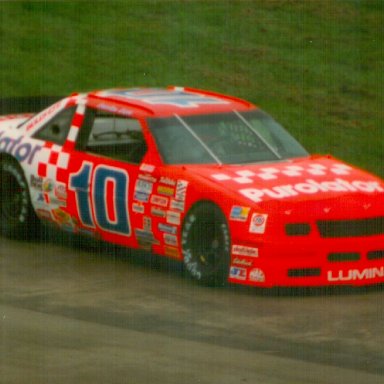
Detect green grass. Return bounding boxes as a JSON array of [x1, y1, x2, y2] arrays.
[[0, 0, 383, 176]]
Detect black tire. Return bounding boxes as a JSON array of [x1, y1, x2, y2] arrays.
[[0, 160, 38, 238], [181, 202, 230, 286]]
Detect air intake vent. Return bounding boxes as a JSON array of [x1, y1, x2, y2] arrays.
[[317, 217, 384, 238], [367, 250, 384, 260], [328, 253, 360, 262], [288, 268, 321, 278], [285, 223, 311, 236]]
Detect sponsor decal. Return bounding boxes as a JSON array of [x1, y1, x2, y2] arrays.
[[30, 175, 43, 190], [232, 257, 253, 267], [132, 202, 145, 214], [160, 177, 176, 186], [241, 178, 384, 203], [48, 196, 66, 207], [164, 246, 180, 259], [139, 163, 155, 173], [36, 191, 67, 208], [36, 208, 53, 221], [158, 223, 177, 235], [52, 208, 72, 224], [249, 268, 266, 283], [230, 206, 250, 222], [151, 195, 168, 207], [249, 213, 268, 234], [327, 267, 384, 282], [55, 183, 67, 200], [232, 245, 259, 258], [143, 216, 152, 231], [135, 228, 159, 245], [167, 210, 181, 225], [138, 173, 157, 183], [229, 266, 247, 280], [164, 233, 178, 246], [157, 185, 175, 197], [134, 191, 150, 203], [42, 179, 54, 193], [0, 132, 42, 164], [170, 199, 185, 212], [175, 180, 188, 201], [135, 179, 153, 194], [151, 207, 166, 218]]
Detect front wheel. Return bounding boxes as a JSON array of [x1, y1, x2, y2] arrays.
[[181, 202, 230, 286], [0, 160, 37, 238]]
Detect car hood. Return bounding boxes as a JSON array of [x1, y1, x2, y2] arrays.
[[188, 156, 384, 217]]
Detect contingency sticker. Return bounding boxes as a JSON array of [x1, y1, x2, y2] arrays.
[[249, 213, 268, 234], [229, 206, 250, 222]]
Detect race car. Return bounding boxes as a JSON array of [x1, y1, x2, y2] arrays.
[[1, 86, 384, 288]]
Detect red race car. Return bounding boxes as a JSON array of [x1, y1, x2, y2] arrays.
[[1, 87, 384, 287]]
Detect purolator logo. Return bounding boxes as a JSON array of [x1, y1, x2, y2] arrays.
[[240, 178, 384, 203], [328, 267, 384, 282]]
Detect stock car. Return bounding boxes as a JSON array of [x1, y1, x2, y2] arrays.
[[1, 86, 384, 287]]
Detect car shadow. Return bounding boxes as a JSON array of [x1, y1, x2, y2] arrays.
[[26, 225, 384, 298]]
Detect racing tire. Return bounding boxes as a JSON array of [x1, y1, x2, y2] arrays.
[[0, 160, 38, 238], [181, 202, 231, 286]]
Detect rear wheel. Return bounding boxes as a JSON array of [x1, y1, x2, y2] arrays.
[[181, 202, 230, 286], [0, 160, 37, 238]]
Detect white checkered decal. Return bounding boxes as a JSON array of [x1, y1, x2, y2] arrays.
[[211, 163, 353, 184]]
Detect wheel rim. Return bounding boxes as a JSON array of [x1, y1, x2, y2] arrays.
[[188, 216, 225, 274], [0, 171, 25, 222]]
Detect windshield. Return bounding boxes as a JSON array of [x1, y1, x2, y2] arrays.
[[147, 110, 308, 165]]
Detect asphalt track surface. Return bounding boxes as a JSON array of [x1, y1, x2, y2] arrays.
[[1, 229, 384, 384]]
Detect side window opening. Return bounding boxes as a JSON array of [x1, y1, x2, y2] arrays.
[[83, 109, 147, 164], [33, 106, 76, 145]]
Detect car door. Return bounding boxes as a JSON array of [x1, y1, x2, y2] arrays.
[[62, 104, 152, 248]]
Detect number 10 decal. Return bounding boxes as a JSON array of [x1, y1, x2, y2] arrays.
[[70, 161, 131, 236]]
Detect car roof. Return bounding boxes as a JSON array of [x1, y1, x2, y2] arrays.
[[88, 86, 255, 117]]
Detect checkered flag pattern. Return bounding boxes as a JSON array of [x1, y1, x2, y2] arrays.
[[37, 103, 85, 183], [211, 163, 352, 184]]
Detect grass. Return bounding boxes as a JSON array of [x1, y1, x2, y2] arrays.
[[0, 0, 382, 176]]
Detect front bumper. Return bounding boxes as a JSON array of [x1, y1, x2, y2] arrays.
[[228, 235, 384, 288]]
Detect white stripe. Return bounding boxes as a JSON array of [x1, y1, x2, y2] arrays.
[[67, 126, 79, 142]]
